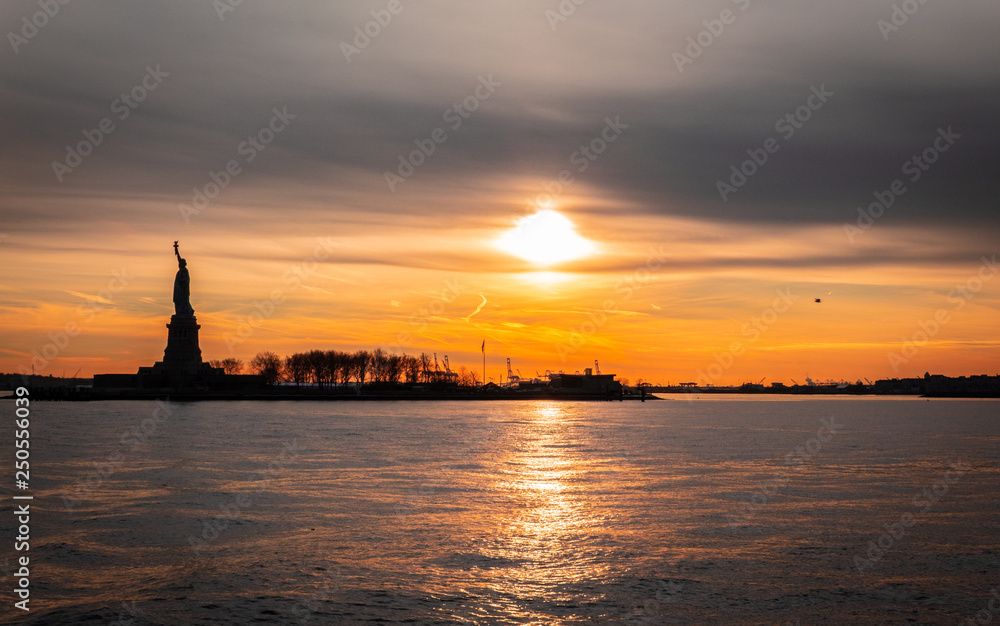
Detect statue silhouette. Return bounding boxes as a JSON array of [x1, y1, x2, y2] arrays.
[[173, 241, 194, 316]]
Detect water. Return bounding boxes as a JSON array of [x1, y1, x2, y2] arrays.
[[4, 397, 999, 624]]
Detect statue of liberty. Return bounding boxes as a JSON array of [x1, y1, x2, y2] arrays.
[[173, 241, 195, 316]]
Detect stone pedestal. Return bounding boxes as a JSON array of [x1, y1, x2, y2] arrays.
[[160, 314, 203, 372], [142, 314, 217, 378]]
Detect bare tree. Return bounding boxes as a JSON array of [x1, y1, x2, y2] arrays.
[[330, 350, 352, 387], [325, 350, 345, 387], [370, 348, 388, 383], [384, 353, 403, 384], [210, 358, 244, 375], [337, 351, 351, 386], [404, 355, 421, 383], [351, 350, 370, 386], [306, 350, 329, 388], [256, 348, 490, 390], [420, 353, 432, 383], [250, 351, 283, 386], [284, 353, 310, 386]]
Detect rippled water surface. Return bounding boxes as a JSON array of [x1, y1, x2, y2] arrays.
[[4, 398, 1000, 624]]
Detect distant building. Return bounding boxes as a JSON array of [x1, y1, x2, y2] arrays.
[[546, 369, 622, 396], [874, 373, 1000, 397]]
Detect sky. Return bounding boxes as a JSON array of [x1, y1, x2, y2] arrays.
[[1, 0, 998, 385]]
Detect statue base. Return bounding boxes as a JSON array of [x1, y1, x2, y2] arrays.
[[96, 312, 223, 390], [159, 314, 203, 371], [140, 314, 220, 378]]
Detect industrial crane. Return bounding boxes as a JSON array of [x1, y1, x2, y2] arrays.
[[506, 357, 519, 384], [594, 360, 601, 375]]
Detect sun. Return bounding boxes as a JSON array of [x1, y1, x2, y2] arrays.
[[496, 210, 596, 266]]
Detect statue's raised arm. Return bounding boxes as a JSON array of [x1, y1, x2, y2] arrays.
[[172, 241, 194, 316]]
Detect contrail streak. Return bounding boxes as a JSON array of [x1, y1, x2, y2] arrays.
[[464, 294, 487, 322]]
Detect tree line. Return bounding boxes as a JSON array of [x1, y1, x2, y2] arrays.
[[210, 349, 482, 388]]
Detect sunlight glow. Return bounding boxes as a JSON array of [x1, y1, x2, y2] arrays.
[[496, 210, 596, 266], [520, 271, 571, 286]]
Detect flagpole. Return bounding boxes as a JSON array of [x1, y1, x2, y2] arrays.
[[482, 339, 486, 386]]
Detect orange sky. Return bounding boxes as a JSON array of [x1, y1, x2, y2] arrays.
[[2, 2, 997, 384], [2, 181, 997, 384]]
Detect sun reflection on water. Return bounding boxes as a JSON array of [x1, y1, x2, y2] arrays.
[[485, 403, 598, 612]]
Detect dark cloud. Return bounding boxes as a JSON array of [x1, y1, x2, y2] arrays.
[[1, 0, 997, 242]]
